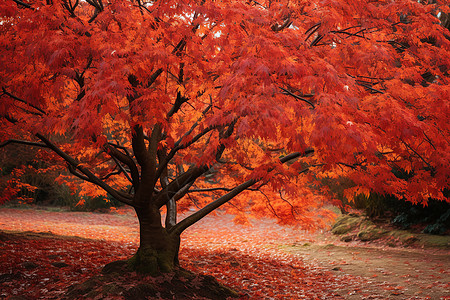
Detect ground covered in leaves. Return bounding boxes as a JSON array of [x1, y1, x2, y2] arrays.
[[0, 207, 449, 299]]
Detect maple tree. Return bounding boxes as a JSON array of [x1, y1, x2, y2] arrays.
[[1, 0, 449, 275]]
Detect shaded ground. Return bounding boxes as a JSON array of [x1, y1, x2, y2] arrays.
[[0, 207, 449, 299]]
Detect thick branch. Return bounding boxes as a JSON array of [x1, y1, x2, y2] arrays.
[[169, 178, 258, 235], [280, 148, 314, 163], [67, 163, 90, 181], [147, 124, 162, 187], [188, 187, 262, 193], [131, 125, 149, 167], [155, 165, 209, 208], [169, 150, 314, 235], [216, 119, 238, 161]]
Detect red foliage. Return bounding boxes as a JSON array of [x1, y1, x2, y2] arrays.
[[0, 0, 449, 279], [1, 0, 449, 226]]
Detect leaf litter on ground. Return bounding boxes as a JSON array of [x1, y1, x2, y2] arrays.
[[0, 207, 448, 299]]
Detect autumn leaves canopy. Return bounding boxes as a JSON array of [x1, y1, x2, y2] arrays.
[[0, 0, 449, 228]]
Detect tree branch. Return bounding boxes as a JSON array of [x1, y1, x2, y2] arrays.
[[0, 139, 48, 148], [67, 163, 90, 181], [278, 190, 297, 219], [105, 143, 139, 187], [12, 0, 33, 9], [188, 187, 261, 193], [86, 0, 104, 23], [147, 123, 162, 188], [154, 122, 220, 182], [167, 92, 189, 119], [402, 140, 435, 174], [108, 155, 134, 183], [169, 150, 314, 235], [169, 178, 258, 235], [101, 169, 122, 181], [355, 81, 384, 94], [280, 87, 315, 109], [35, 133, 133, 205], [280, 148, 314, 163], [165, 182, 193, 230], [131, 125, 150, 167], [147, 68, 163, 88], [2, 88, 46, 115], [155, 165, 209, 208]]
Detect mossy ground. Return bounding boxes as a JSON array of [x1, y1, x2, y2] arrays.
[[331, 213, 450, 248]]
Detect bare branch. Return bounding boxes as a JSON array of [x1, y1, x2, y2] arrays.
[[280, 148, 314, 163], [101, 169, 122, 181], [355, 81, 384, 94], [402, 140, 435, 173], [12, 0, 33, 9], [105, 143, 139, 187], [0, 139, 48, 148], [280, 87, 315, 109], [305, 22, 321, 42], [310, 34, 325, 47], [86, 0, 104, 23], [271, 16, 292, 32], [62, 0, 80, 17], [258, 189, 279, 217], [155, 122, 220, 181], [188, 187, 262, 193], [279, 191, 297, 220], [423, 132, 436, 151], [2, 88, 46, 115], [147, 68, 163, 88], [108, 155, 134, 184]]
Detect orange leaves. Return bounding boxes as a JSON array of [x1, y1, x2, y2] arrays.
[[1, 0, 449, 227], [344, 186, 371, 203]]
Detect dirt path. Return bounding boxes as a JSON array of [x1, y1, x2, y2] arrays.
[[284, 243, 450, 299], [1, 207, 449, 299]]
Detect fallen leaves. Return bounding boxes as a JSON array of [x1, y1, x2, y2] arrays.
[[0, 207, 448, 299]]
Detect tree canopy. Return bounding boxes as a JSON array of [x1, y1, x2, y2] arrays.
[[1, 0, 449, 234]]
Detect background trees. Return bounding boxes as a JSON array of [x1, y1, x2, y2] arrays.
[[1, 0, 449, 273]]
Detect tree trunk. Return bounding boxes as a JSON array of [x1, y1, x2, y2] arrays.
[[128, 205, 180, 275]]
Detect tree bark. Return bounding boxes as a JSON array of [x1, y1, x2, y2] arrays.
[[128, 205, 180, 275]]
